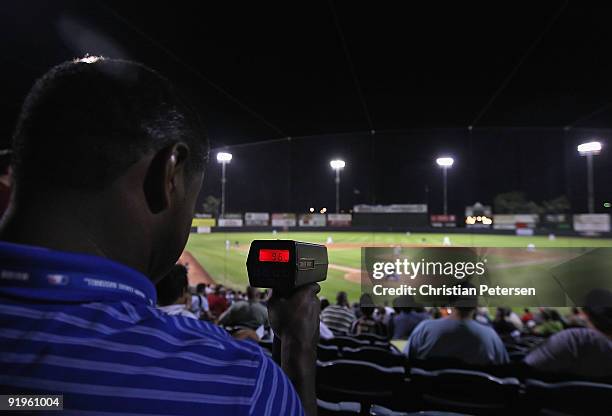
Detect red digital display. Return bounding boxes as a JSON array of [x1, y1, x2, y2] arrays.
[[259, 249, 290, 263]]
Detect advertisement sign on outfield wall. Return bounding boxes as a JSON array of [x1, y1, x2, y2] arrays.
[[271, 213, 297, 227], [430, 214, 457, 228], [327, 213, 352, 226], [192, 217, 216, 228], [245, 212, 270, 226], [298, 213, 327, 227], [218, 218, 244, 227], [573, 214, 611, 233], [353, 204, 428, 214], [493, 214, 538, 230]]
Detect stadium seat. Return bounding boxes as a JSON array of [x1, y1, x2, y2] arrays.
[[355, 333, 390, 344], [370, 405, 472, 416], [318, 343, 342, 361], [325, 335, 393, 351], [524, 379, 612, 416], [341, 346, 407, 368], [409, 368, 521, 415], [317, 399, 361, 416], [317, 359, 408, 411], [324, 336, 373, 349]]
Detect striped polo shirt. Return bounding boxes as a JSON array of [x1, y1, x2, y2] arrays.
[[0, 241, 303, 415], [320, 305, 356, 335]]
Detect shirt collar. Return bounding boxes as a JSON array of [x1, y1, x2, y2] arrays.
[[0, 240, 156, 306]]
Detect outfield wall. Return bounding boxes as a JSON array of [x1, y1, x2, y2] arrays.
[[192, 212, 611, 237]]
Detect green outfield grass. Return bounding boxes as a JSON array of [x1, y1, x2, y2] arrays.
[[185, 231, 612, 303]]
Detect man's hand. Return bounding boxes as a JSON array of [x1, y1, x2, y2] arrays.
[[268, 283, 321, 347], [267, 283, 320, 416]]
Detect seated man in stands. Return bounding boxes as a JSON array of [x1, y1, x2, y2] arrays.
[[533, 309, 564, 336], [524, 289, 612, 378], [208, 284, 230, 318], [155, 264, 198, 318], [404, 289, 509, 366], [321, 291, 356, 335], [391, 296, 430, 339], [191, 283, 212, 320], [0, 57, 319, 415], [218, 286, 269, 334], [350, 294, 387, 336]]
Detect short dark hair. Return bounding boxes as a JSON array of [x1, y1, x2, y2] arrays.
[[12, 57, 208, 193], [0, 150, 11, 176], [156, 264, 189, 306], [584, 289, 612, 334]]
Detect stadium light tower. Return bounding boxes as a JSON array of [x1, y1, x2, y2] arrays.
[[330, 159, 346, 213], [577, 141, 602, 213], [436, 156, 454, 215], [216, 152, 232, 218]]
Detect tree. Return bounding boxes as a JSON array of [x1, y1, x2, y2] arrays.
[[493, 191, 570, 214], [542, 195, 571, 213], [493, 191, 541, 214], [201, 195, 220, 217]]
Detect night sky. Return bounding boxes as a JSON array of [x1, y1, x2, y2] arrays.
[[1, 1, 611, 215]]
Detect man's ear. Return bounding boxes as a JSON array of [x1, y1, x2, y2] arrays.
[[143, 143, 190, 214]]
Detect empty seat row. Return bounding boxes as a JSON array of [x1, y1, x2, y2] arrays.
[[316, 360, 612, 416]]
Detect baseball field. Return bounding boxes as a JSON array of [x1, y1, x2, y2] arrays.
[[185, 231, 612, 303]]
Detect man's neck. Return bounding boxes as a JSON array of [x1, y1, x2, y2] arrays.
[[0, 195, 151, 277]]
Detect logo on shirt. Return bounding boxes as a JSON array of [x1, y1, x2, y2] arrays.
[[47, 274, 69, 286]]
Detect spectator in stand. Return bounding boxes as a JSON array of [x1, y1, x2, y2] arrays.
[[534, 309, 564, 336], [0, 149, 11, 217], [207, 284, 229, 318], [525, 289, 612, 378], [405, 286, 509, 366], [391, 296, 430, 340], [474, 307, 492, 326], [218, 286, 269, 331], [351, 301, 362, 319], [521, 308, 534, 325], [0, 58, 318, 415], [156, 264, 198, 319], [190, 283, 212, 320], [493, 307, 521, 336], [565, 307, 588, 328], [321, 291, 356, 335], [351, 295, 387, 337], [320, 297, 330, 312]]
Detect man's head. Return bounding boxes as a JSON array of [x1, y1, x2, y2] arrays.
[[584, 288, 612, 336], [336, 291, 348, 306], [155, 264, 189, 306], [359, 294, 375, 318], [196, 283, 207, 294], [246, 286, 259, 301], [8, 57, 208, 280]]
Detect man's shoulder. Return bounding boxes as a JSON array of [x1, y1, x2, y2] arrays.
[[550, 327, 610, 346], [146, 308, 265, 357]]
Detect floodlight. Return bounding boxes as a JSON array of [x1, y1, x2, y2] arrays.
[[577, 141, 602, 155], [330, 160, 346, 213], [216, 152, 233, 217], [330, 159, 346, 170], [216, 152, 233, 163], [577, 141, 603, 213], [436, 157, 454, 167], [435, 156, 454, 215]]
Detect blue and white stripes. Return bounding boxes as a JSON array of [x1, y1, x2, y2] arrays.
[[0, 241, 303, 415]]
